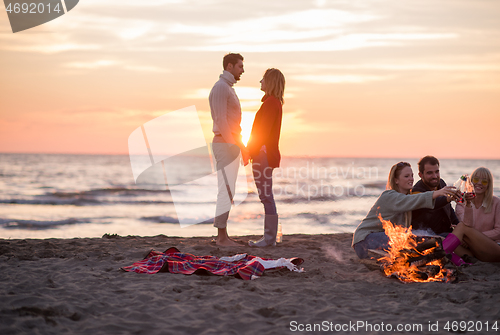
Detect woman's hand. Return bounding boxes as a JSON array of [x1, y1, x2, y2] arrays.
[[433, 186, 461, 201], [463, 192, 475, 207]]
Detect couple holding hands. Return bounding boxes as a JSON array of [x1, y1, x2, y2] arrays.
[[209, 53, 284, 247]]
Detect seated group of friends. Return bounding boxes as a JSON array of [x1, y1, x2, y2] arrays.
[[352, 155, 500, 263]]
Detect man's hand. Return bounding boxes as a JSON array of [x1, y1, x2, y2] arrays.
[[446, 188, 463, 203]]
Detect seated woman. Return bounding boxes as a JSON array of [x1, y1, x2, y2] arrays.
[[455, 167, 500, 243], [352, 162, 459, 259], [441, 221, 500, 262]]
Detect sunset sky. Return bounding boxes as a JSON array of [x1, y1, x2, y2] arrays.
[[1, 0, 499, 159]]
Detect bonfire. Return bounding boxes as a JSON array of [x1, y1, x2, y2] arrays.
[[376, 214, 455, 283]]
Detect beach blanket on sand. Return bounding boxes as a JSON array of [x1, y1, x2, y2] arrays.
[[121, 247, 304, 280]]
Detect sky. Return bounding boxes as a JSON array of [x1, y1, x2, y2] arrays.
[[1, 0, 499, 159]]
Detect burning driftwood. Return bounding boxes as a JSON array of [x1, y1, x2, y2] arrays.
[[375, 215, 456, 283]]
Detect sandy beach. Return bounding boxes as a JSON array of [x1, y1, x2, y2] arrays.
[[1, 233, 499, 335]]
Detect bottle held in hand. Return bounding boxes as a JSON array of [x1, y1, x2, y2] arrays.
[[463, 175, 476, 201], [453, 175, 466, 202], [453, 174, 475, 203]]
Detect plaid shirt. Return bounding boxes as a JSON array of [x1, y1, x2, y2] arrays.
[[122, 247, 300, 280]]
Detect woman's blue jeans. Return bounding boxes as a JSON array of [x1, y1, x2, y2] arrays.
[[252, 150, 277, 215], [354, 232, 390, 259]]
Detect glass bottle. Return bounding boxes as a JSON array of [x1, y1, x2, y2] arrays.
[[276, 222, 282, 243], [453, 174, 475, 203]]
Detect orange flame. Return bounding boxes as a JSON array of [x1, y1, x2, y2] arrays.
[[377, 214, 449, 283]]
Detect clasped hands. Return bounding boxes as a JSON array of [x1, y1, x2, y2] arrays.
[[241, 147, 250, 166]]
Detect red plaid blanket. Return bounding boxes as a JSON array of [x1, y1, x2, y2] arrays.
[[121, 247, 303, 280]]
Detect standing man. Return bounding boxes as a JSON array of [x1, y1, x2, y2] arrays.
[[411, 155, 459, 235], [209, 53, 249, 246]]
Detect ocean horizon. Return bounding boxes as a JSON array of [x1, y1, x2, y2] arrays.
[[1, 153, 499, 240]]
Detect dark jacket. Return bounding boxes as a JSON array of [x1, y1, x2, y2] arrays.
[[247, 95, 283, 168], [411, 179, 459, 234]]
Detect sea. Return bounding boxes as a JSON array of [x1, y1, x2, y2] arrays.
[[0, 153, 499, 240]]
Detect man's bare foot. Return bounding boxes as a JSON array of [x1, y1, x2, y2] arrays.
[[216, 236, 242, 247], [214, 228, 242, 246]]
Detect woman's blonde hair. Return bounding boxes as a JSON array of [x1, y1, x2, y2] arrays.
[[386, 161, 413, 227], [387, 162, 412, 194], [263, 68, 285, 104], [471, 167, 494, 213]]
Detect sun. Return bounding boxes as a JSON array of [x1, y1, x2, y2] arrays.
[[241, 112, 256, 146]]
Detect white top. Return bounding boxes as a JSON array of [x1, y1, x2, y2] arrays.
[[209, 70, 242, 144]]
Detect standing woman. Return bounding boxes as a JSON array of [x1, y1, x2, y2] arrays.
[[247, 68, 285, 247]]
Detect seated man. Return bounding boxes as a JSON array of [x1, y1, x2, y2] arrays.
[[411, 156, 459, 235]]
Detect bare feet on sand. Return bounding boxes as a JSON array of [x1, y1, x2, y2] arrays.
[[215, 228, 243, 246], [216, 236, 242, 247]]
